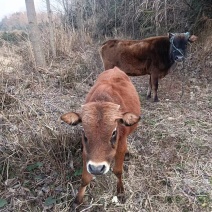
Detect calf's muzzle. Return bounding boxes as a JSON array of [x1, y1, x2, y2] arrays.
[[88, 164, 106, 175]]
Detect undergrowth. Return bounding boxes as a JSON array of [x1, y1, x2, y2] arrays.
[[0, 31, 211, 211]]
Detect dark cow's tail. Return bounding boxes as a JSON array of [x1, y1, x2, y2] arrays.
[[100, 40, 119, 71]]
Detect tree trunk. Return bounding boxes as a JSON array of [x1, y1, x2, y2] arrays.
[[155, 0, 159, 36], [76, 0, 83, 41], [164, 0, 168, 32], [46, 0, 56, 58], [25, 0, 46, 67]]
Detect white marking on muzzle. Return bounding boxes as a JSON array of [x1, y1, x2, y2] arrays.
[[175, 56, 184, 62], [87, 160, 110, 175]]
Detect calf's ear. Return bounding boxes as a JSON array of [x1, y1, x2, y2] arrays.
[[61, 112, 82, 125], [188, 35, 198, 43], [119, 112, 141, 126]]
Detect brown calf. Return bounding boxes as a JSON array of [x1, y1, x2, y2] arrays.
[[100, 32, 197, 102], [61, 67, 141, 204]]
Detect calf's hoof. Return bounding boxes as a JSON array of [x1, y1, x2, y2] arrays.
[[74, 196, 83, 206], [71, 202, 78, 212], [117, 193, 126, 204]]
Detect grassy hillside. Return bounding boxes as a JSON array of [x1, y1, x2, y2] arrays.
[[0, 32, 211, 211]]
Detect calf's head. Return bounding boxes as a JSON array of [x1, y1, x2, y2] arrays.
[[61, 102, 140, 175], [169, 32, 197, 62]]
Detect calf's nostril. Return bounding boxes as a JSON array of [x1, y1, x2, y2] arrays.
[[88, 164, 94, 173], [100, 165, 105, 172]]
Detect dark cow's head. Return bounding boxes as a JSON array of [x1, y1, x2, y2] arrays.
[[169, 32, 197, 62], [61, 102, 140, 175]]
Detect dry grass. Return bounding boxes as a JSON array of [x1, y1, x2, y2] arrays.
[[0, 33, 211, 212]]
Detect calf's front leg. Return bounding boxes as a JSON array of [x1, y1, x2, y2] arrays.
[[75, 159, 93, 204], [113, 138, 127, 202]]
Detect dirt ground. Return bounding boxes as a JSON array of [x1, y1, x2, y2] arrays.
[[0, 40, 211, 211]]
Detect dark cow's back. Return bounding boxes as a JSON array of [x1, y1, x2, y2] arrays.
[[101, 36, 171, 76]]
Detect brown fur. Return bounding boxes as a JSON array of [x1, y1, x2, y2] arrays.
[[100, 33, 197, 101], [61, 67, 141, 204]]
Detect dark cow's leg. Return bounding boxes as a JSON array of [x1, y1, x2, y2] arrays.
[[113, 138, 127, 202], [151, 75, 159, 102], [75, 159, 93, 204], [147, 75, 152, 99]]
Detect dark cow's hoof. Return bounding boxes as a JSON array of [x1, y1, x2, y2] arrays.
[[153, 98, 159, 102], [117, 193, 126, 204], [146, 95, 151, 100], [124, 151, 130, 161]]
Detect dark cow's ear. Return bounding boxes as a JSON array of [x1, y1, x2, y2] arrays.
[[185, 32, 190, 39], [61, 112, 82, 125], [168, 33, 174, 39], [188, 35, 198, 43], [119, 112, 141, 126]]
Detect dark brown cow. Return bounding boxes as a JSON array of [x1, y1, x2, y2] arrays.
[[61, 67, 141, 204], [100, 32, 197, 102]]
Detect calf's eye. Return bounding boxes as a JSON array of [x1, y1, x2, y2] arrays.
[[110, 129, 117, 147], [112, 129, 116, 137]]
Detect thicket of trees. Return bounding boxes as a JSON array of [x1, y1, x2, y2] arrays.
[[0, 0, 211, 68], [59, 0, 212, 39], [1, 0, 211, 39], [0, 12, 48, 31]]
